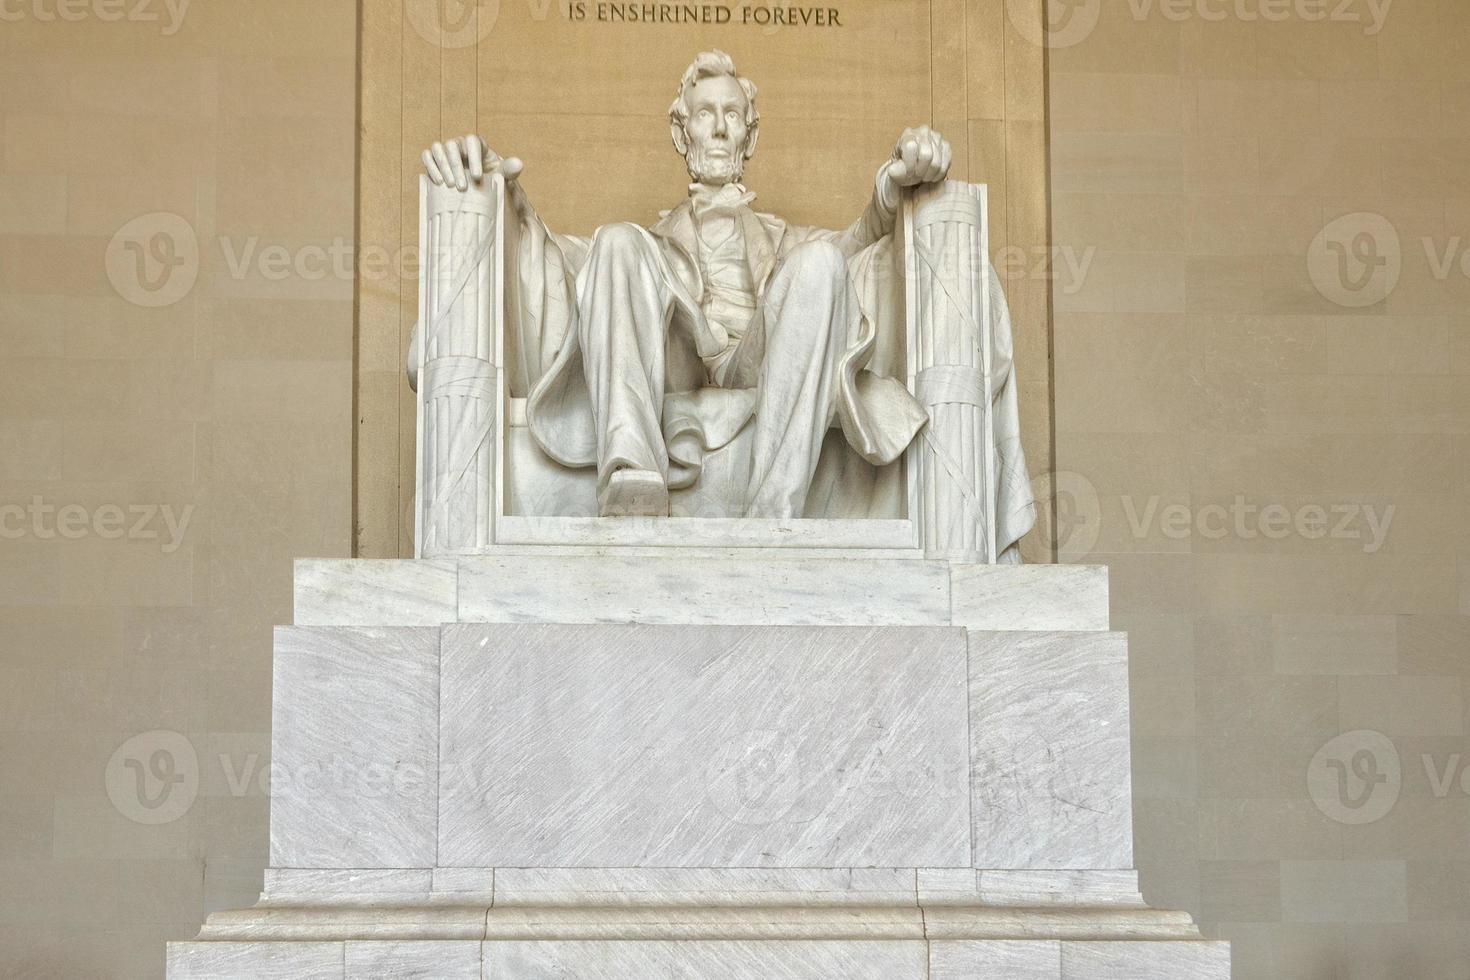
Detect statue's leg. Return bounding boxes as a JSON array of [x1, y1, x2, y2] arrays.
[[737, 240, 851, 519], [577, 222, 676, 516]]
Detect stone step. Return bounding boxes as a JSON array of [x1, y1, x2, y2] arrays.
[[292, 557, 1110, 631], [167, 936, 1231, 979]]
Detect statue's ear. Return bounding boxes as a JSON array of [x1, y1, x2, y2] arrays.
[[670, 122, 689, 156], [743, 125, 759, 161]]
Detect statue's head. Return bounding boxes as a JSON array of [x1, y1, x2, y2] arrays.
[[668, 50, 759, 186]]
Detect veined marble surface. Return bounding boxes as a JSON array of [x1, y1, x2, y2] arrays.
[[167, 942, 342, 980], [168, 935, 1230, 978], [491, 868, 919, 907], [265, 869, 434, 896], [931, 939, 1231, 979], [261, 867, 1145, 910], [929, 940, 1063, 980], [969, 631, 1134, 870], [294, 556, 1112, 631], [485, 939, 927, 978], [180, 562, 1232, 978], [918, 869, 1144, 908], [270, 627, 440, 869], [432, 868, 497, 894], [1061, 940, 1232, 978], [457, 554, 950, 625], [344, 940, 481, 979], [951, 563, 1108, 630], [438, 623, 971, 868], [192, 901, 1210, 944], [295, 559, 457, 627], [264, 620, 1138, 878]]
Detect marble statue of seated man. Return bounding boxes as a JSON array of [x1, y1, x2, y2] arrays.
[[420, 50, 952, 519]]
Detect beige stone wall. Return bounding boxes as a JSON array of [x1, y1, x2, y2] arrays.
[[1048, 1, 1470, 976], [355, 0, 1057, 559], [0, 3, 356, 977]]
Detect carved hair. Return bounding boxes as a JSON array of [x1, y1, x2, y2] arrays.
[[667, 50, 760, 133]]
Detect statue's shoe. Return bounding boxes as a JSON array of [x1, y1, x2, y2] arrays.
[[598, 469, 669, 517]]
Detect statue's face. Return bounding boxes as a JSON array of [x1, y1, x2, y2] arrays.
[[679, 74, 751, 185]]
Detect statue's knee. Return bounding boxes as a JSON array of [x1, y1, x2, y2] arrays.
[[591, 222, 650, 262], [785, 240, 847, 280]]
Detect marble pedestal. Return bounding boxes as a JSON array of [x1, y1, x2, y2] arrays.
[[167, 554, 1228, 979]]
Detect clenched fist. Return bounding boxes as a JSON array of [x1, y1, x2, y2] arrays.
[[422, 135, 524, 191], [886, 125, 951, 189]]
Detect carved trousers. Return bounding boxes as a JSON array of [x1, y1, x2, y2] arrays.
[[577, 222, 852, 519]]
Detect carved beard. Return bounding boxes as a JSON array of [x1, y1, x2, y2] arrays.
[[684, 139, 746, 185]]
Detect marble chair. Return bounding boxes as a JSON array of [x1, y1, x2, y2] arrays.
[[409, 172, 1028, 562]]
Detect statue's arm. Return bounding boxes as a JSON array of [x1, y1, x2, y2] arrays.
[[506, 181, 590, 256], [810, 161, 904, 257]]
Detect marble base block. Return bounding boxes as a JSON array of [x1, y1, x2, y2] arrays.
[[170, 559, 1227, 977], [169, 937, 1230, 979], [270, 627, 440, 869], [440, 623, 970, 868], [294, 555, 1110, 631], [970, 631, 1134, 869]]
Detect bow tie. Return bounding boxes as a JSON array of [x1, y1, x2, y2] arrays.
[[689, 182, 756, 215]]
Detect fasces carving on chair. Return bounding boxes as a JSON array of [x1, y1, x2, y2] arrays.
[[408, 50, 1033, 561]]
